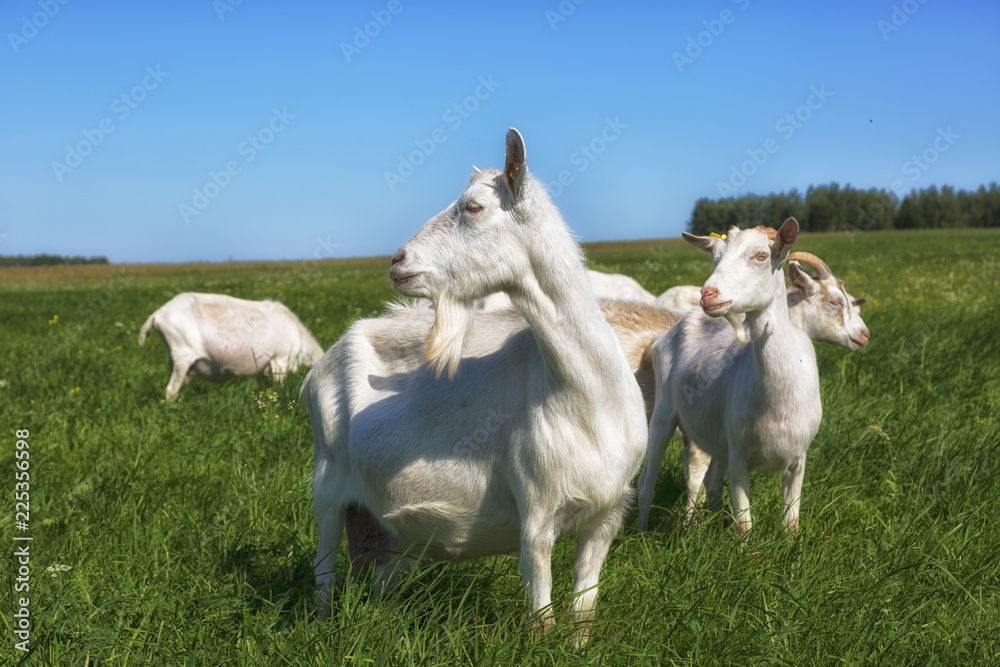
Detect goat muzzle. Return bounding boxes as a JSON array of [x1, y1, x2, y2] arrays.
[[700, 287, 729, 312]]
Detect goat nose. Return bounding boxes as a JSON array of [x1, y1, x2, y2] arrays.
[[701, 287, 719, 301], [391, 250, 406, 266], [858, 329, 870, 347]]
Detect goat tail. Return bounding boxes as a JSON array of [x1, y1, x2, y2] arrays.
[[138, 312, 156, 346]]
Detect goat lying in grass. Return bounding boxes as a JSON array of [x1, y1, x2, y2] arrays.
[[138, 292, 323, 401], [302, 129, 646, 644]]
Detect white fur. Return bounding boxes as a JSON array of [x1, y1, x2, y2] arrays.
[[302, 129, 647, 641], [138, 292, 323, 401], [678, 252, 869, 526], [654, 285, 702, 312], [785, 253, 869, 351], [586, 269, 656, 303], [637, 220, 822, 535], [471, 269, 654, 311]]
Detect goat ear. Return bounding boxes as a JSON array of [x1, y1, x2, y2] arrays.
[[772, 217, 799, 262], [788, 261, 819, 296], [682, 232, 716, 254], [853, 297, 867, 307], [504, 128, 527, 200]]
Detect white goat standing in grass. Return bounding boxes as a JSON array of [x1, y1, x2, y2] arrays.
[[302, 129, 647, 642], [637, 219, 822, 535], [670, 251, 869, 528], [138, 292, 324, 401]]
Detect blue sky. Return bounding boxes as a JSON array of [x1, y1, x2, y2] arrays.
[[1, 0, 997, 263]]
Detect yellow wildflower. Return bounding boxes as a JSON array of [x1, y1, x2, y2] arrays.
[[869, 425, 890, 441]]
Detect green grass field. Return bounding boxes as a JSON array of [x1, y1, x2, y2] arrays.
[[2, 228, 998, 665]]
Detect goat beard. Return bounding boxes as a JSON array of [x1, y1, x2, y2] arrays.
[[425, 292, 475, 380], [725, 312, 750, 345]]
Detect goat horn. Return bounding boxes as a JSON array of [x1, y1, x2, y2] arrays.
[[787, 251, 832, 279]]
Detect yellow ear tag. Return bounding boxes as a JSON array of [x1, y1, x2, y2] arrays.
[[709, 232, 727, 239]]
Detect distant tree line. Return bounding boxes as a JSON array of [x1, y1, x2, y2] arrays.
[[0, 254, 110, 267], [688, 182, 1000, 235]]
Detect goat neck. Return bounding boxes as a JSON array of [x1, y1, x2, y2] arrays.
[[742, 266, 802, 387], [507, 219, 631, 399]]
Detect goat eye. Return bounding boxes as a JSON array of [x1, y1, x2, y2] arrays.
[[464, 202, 483, 214], [754, 251, 768, 262]]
